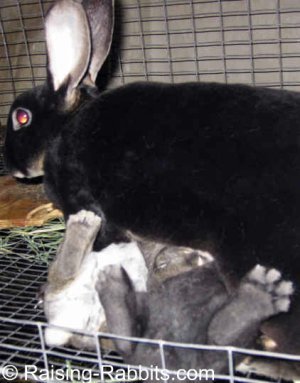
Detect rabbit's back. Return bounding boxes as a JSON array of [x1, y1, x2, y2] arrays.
[[45, 81, 300, 280]]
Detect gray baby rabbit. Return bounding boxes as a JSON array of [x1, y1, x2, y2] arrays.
[[42, 209, 207, 349], [97, 262, 294, 382]]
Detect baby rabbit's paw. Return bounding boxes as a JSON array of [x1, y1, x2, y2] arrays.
[[241, 265, 294, 316], [66, 210, 102, 244], [68, 210, 101, 228]]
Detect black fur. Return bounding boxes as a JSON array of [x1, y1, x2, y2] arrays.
[[5, 80, 300, 354], [6, 83, 300, 352], [5, 0, 300, 355]]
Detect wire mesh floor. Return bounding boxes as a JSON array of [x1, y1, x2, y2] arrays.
[[0, 253, 125, 382], [0, 252, 300, 383]]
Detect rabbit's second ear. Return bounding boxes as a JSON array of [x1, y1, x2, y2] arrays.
[[82, 0, 115, 86], [45, 0, 91, 109]]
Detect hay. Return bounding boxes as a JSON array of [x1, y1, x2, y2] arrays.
[[0, 218, 65, 263]]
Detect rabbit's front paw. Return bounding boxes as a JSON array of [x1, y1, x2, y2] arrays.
[[242, 265, 294, 316]]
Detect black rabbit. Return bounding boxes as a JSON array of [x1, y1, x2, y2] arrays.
[[4, 0, 300, 355]]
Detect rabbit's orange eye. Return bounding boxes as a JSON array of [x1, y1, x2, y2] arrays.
[[17, 109, 29, 125], [12, 107, 32, 131]]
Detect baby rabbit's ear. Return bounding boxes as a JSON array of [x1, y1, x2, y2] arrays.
[[45, 0, 91, 109], [82, 0, 115, 86]]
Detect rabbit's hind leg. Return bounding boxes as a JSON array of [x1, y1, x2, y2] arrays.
[[205, 265, 293, 374], [208, 265, 294, 348]]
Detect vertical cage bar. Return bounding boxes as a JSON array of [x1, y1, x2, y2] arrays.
[[136, 0, 148, 81], [159, 340, 167, 371], [95, 334, 104, 380], [246, 0, 255, 85], [227, 348, 234, 383], [276, 0, 284, 88], [162, 1, 173, 83], [16, 0, 35, 88], [37, 323, 49, 370], [190, 0, 200, 82], [0, 9, 16, 99], [218, 0, 227, 84], [38, 0, 46, 22]]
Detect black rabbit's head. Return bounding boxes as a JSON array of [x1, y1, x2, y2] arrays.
[[4, 0, 114, 178]]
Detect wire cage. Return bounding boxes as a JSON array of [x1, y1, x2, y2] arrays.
[[0, 253, 300, 383], [1, 0, 300, 382], [2, 0, 300, 125]]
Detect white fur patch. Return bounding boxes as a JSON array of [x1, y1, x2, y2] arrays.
[[45, 242, 148, 347], [196, 250, 214, 266], [11, 170, 25, 179], [96, 242, 148, 292]]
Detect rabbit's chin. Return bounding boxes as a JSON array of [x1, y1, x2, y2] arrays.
[[6, 155, 44, 179], [12, 168, 44, 179], [11, 170, 26, 179]]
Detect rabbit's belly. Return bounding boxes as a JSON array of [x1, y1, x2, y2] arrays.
[[44, 242, 148, 348]]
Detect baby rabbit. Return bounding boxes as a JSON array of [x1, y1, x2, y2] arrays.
[[97, 262, 293, 383], [4, 0, 300, 355], [43, 210, 296, 380], [42, 210, 148, 349], [42, 209, 207, 349]]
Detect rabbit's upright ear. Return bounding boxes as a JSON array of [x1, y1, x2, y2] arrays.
[[82, 0, 114, 86], [45, 0, 91, 109]]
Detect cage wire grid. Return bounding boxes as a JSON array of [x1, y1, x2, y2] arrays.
[[1, 0, 300, 381], [0, 255, 300, 383], [2, 0, 300, 124]]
